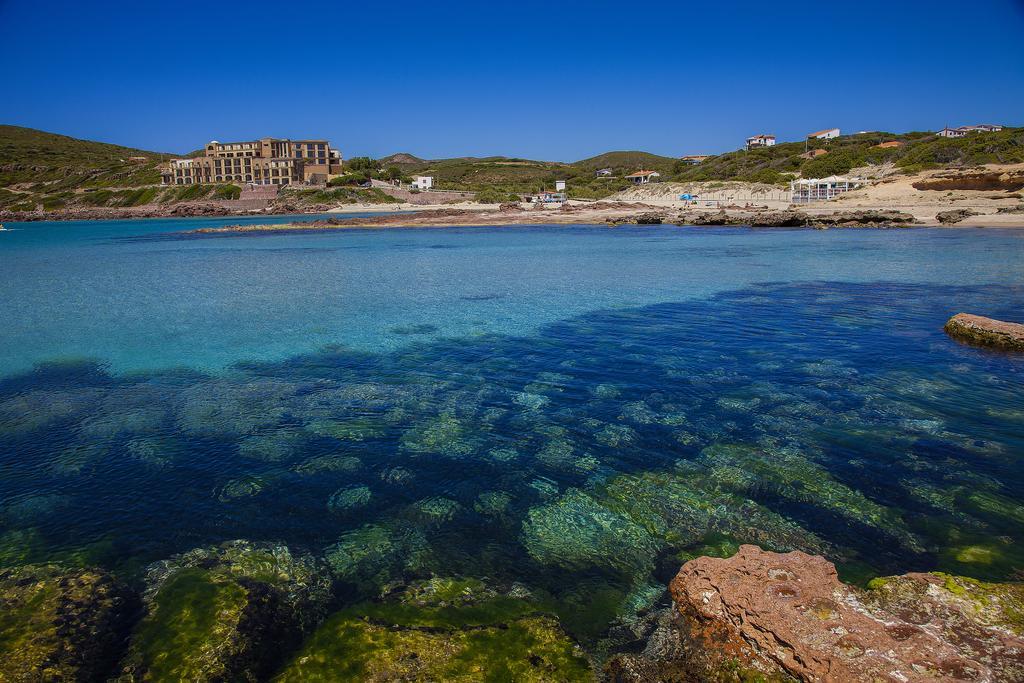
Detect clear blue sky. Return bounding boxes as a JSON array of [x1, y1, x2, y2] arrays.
[[1, 0, 1022, 160]]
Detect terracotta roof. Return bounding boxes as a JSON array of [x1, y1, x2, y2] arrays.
[[807, 128, 840, 137], [747, 134, 775, 140], [625, 170, 660, 177]]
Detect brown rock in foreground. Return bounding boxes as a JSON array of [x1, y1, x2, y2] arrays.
[[635, 545, 1024, 682], [945, 313, 1024, 352]]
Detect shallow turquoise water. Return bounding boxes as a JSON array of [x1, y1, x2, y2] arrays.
[[3, 217, 1022, 376], [1, 217, 1023, 650]]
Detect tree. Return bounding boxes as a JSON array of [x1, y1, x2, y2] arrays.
[[346, 157, 376, 172]]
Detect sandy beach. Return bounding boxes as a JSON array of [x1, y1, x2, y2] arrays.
[[179, 164, 1024, 233]]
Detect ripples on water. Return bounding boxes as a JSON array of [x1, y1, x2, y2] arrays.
[[2, 220, 1024, 667], [2, 277, 1024, 653]]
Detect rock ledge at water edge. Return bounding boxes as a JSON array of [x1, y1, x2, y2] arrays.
[[944, 313, 1024, 352], [607, 544, 1024, 682]]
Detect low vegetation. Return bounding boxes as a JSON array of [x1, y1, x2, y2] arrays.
[[279, 186, 401, 206], [0, 125, 170, 189], [474, 187, 523, 204], [674, 127, 1024, 185], [379, 149, 678, 199]]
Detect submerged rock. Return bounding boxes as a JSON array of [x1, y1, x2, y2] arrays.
[[612, 545, 1024, 682], [0, 564, 137, 682], [274, 578, 592, 681], [120, 540, 331, 682], [521, 489, 658, 575], [400, 412, 477, 458], [324, 522, 432, 591], [292, 453, 362, 475], [327, 485, 372, 512], [944, 313, 1024, 352]]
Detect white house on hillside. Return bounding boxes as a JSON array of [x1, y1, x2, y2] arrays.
[[746, 134, 776, 149], [938, 124, 1003, 138], [411, 176, 434, 190], [625, 170, 661, 184], [808, 128, 840, 140]]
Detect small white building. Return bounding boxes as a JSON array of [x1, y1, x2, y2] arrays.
[[790, 176, 861, 203], [938, 124, 1004, 138], [625, 170, 661, 184], [411, 175, 434, 190], [808, 128, 840, 140], [529, 191, 567, 204], [595, 168, 613, 177], [746, 134, 776, 149]]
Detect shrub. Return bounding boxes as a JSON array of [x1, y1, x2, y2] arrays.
[[746, 168, 787, 185], [474, 187, 513, 204], [329, 172, 369, 186], [801, 152, 854, 178], [213, 184, 241, 200], [346, 157, 377, 172]]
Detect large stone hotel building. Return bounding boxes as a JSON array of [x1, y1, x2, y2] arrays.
[[160, 137, 343, 186]]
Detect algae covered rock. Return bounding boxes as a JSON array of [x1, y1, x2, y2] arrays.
[[120, 540, 332, 682], [274, 577, 593, 682], [0, 564, 137, 682], [521, 488, 659, 575], [324, 522, 433, 592]]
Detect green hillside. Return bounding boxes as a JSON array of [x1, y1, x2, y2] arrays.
[[571, 150, 679, 175], [373, 150, 679, 198], [674, 128, 1024, 185], [0, 125, 181, 211], [0, 125, 174, 188]]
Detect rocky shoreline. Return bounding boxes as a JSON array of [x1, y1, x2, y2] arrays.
[[3, 542, 1021, 681], [185, 204, 920, 235], [0, 201, 343, 223]]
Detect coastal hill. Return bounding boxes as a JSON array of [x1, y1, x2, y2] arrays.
[[0, 125, 173, 190], [378, 152, 426, 166], [676, 127, 1024, 185], [376, 149, 679, 198], [0, 125, 181, 212], [571, 150, 678, 175], [2, 124, 1021, 215]]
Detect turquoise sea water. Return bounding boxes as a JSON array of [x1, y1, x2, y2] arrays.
[[1, 217, 1024, 659]]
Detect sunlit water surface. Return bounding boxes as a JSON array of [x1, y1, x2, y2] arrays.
[[1, 216, 1023, 651]]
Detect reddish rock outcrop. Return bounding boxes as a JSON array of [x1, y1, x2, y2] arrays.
[[662, 545, 1024, 682], [945, 313, 1024, 352]]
